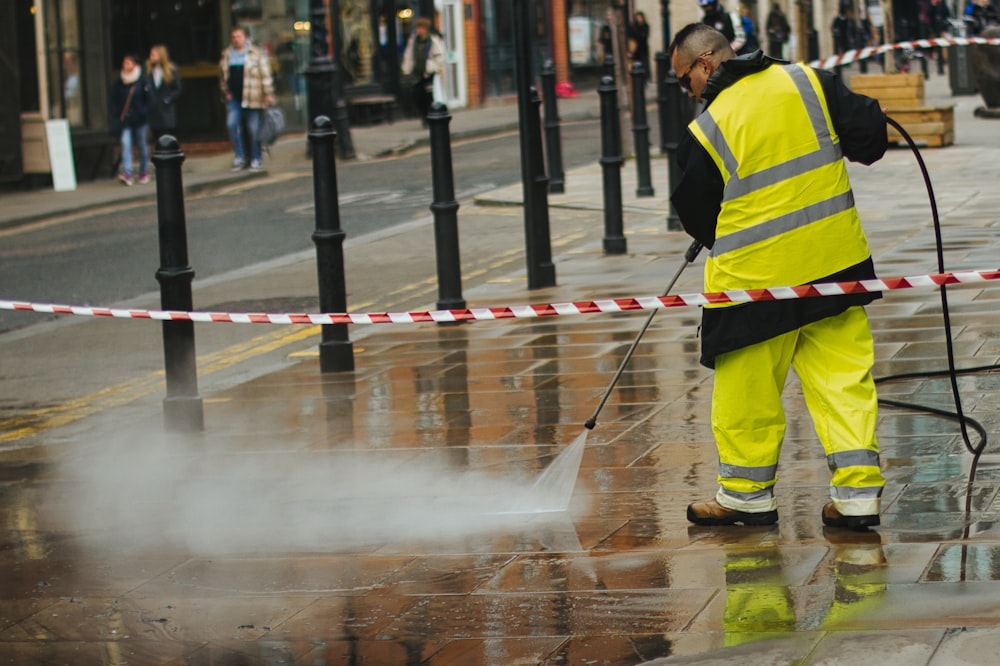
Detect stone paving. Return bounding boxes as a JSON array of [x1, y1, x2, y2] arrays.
[[2, 72, 1000, 664]]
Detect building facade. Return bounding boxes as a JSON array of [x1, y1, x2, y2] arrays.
[[3, 0, 926, 189]]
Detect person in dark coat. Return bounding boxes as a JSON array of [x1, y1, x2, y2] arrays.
[[108, 54, 152, 186], [628, 11, 652, 77], [765, 3, 791, 59], [145, 44, 183, 142]]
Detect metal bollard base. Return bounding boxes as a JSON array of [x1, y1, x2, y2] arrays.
[[163, 396, 205, 433], [603, 236, 628, 255], [319, 340, 355, 373]]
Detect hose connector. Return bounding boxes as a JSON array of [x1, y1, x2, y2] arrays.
[[684, 240, 704, 263]]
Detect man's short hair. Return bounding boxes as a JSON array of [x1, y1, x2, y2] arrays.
[[669, 23, 732, 60], [415, 17, 432, 31]]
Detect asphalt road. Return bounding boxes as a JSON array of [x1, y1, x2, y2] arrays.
[[0, 118, 611, 335]]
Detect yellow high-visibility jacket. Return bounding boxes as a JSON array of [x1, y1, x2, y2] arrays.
[[670, 54, 887, 368]]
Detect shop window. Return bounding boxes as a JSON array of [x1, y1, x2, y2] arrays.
[[44, 0, 84, 126], [567, 0, 608, 67]]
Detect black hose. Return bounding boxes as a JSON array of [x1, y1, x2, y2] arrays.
[[880, 116, 992, 492]]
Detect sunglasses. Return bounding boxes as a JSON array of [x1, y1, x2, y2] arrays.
[[677, 50, 713, 94]]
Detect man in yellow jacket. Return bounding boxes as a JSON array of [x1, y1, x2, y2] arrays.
[[668, 23, 887, 530]]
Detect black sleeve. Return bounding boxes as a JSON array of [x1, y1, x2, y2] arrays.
[[169, 67, 182, 102], [669, 131, 724, 249], [816, 68, 888, 165]]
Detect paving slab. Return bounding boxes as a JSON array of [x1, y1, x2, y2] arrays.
[[1, 69, 1000, 663]]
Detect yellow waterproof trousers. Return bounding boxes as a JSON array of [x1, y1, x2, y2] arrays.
[[711, 306, 885, 516]]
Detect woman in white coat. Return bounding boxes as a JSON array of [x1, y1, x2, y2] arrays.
[[401, 17, 446, 123]]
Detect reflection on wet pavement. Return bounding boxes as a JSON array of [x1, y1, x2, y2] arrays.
[[4, 168, 1000, 662]]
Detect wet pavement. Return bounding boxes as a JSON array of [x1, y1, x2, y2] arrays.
[[2, 71, 1000, 664]]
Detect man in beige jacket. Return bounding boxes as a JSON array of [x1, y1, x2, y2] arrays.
[[220, 26, 274, 171]]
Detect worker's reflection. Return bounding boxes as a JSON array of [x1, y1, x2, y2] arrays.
[[722, 548, 795, 646], [721, 532, 886, 644], [820, 529, 887, 628]]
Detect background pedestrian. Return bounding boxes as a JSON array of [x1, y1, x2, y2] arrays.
[[400, 17, 446, 124], [146, 45, 183, 143], [108, 54, 151, 186], [219, 26, 274, 172]]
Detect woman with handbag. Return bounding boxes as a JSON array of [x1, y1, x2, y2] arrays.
[[108, 54, 152, 186], [146, 45, 183, 143]]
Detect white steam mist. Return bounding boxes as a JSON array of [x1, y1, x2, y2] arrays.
[[55, 429, 585, 555]]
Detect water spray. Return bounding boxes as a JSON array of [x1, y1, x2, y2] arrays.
[[503, 240, 703, 515]]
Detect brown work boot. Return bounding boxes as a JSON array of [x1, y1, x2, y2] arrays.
[[821, 502, 879, 531], [687, 498, 778, 526]]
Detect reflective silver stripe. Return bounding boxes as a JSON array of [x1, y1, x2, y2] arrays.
[[703, 64, 843, 202], [785, 65, 831, 142], [826, 449, 881, 471], [724, 142, 842, 201], [723, 65, 844, 200], [719, 462, 778, 483], [694, 113, 739, 179], [720, 488, 774, 502], [700, 64, 852, 258], [830, 485, 883, 500], [712, 189, 855, 257]]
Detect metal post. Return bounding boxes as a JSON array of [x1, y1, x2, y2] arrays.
[[309, 116, 355, 373], [528, 86, 555, 275], [598, 75, 627, 255], [603, 53, 616, 81], [660, 0, 671, 51], [664, 68, 694, 231], [540, 60, 565, 194], [655, 51, 669, 154], [152, 136, 204, 433], [329, 0, 356, 160], [514, 0, 556, 289], [630, 61, 654, 197], [304, 0, 336, 158], [427, 102, 466, 314]]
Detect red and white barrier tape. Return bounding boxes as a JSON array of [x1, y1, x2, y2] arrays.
[[808, 36, 1000, 70], [3, 268, 999, 326]]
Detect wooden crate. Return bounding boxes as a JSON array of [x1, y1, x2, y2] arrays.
[[849, 72, 925, 107], [885, 105, 955, 147]]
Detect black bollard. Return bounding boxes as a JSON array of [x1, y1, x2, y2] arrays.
[[598, 75, 627, 255], [655, 51, 669, 154], [427, 102, 466, 315], [540, 60, 565, 194], [526, 86, 556, 284], [663, 68, 695, 231], [309, 115, 355, 372], [513, 0, 555, 289], [333, 97, 356, 160], [603, 53, 616, 81], [152, 135, 204, 433], [630, 61, 655, 198]]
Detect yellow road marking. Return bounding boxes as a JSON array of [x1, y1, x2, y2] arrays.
[[1, 226, 595, 443]]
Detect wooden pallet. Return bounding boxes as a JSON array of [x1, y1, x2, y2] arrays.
[[885, 105, 955, 147], [849, 72, 925, 108]]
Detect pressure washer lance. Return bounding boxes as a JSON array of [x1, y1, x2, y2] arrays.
[[584, 239, 704, 430]]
